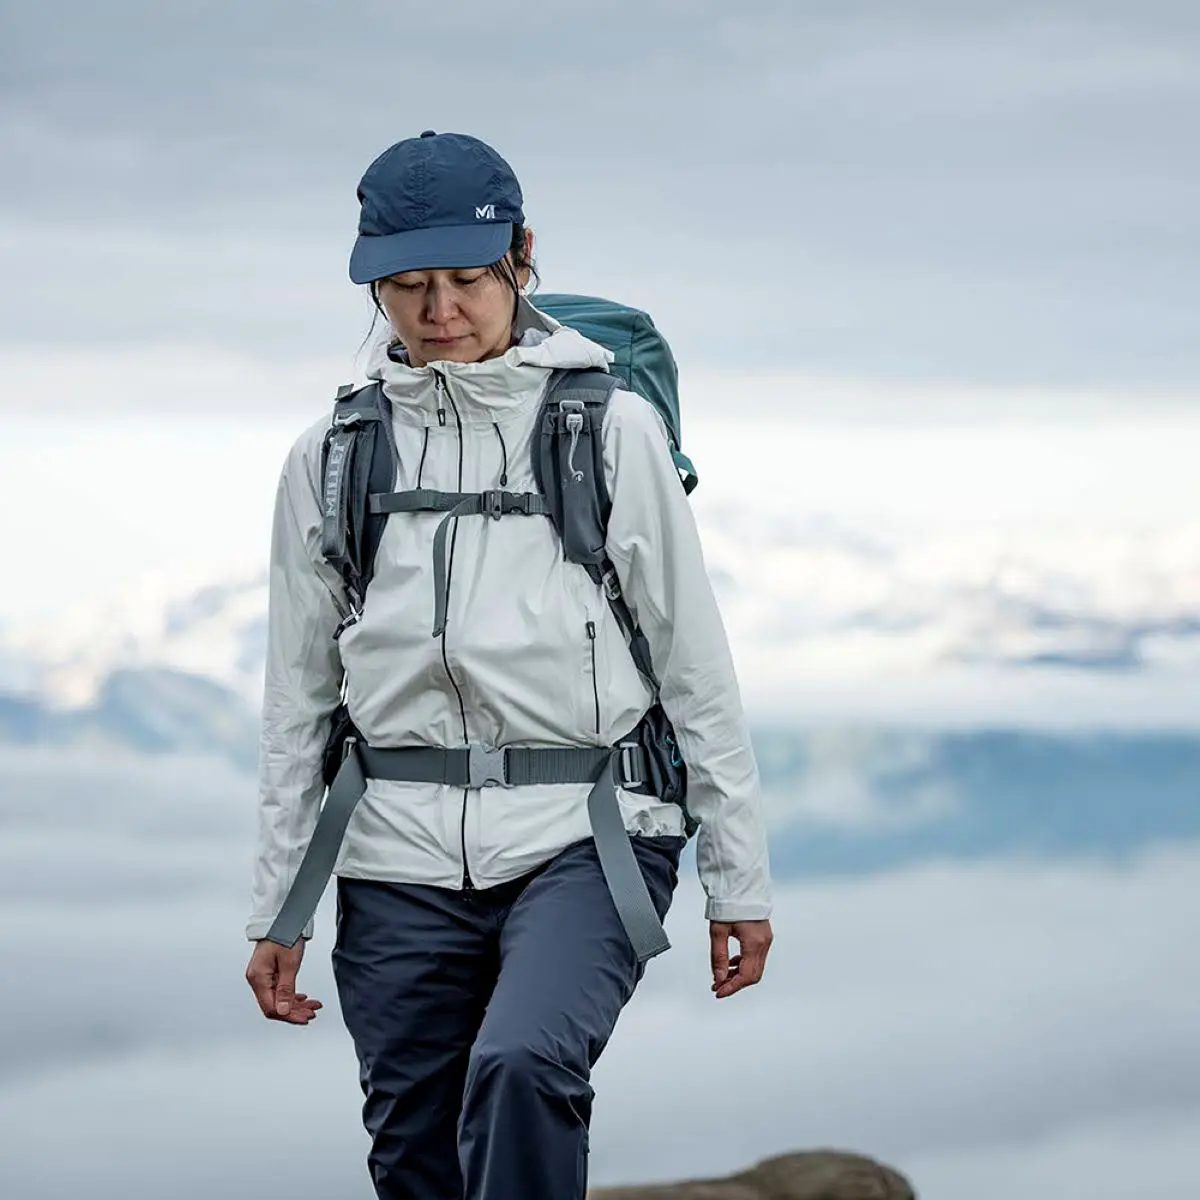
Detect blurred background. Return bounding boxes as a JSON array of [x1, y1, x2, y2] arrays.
[[2, 3, 1197, 1198]]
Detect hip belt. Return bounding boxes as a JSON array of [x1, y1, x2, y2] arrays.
[[263, 737, 672, 964]]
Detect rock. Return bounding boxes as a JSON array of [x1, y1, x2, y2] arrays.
[[589, 1148, 916, 1200]]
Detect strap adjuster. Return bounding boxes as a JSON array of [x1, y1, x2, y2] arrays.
[[480, 490, 503, 520], [601, 566, 622, 601], [618, 740, 644, 787], [467, 744, 510, 788]]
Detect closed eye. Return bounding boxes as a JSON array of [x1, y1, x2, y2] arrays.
[[388, 275, 485, 290]]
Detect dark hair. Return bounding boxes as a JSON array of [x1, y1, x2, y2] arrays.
[[357, 222, 541, 359]]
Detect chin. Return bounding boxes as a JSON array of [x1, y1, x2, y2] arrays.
[[425, 337, 474, 358]]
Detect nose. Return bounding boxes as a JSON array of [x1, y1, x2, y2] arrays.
[[424, 283, 459, 327]]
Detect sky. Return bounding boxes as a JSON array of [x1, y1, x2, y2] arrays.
[[2, 0, 1199, 398], [1, 4, 1198, 1198]]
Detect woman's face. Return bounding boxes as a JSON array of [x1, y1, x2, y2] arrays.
[[377, 227, 534, 368]]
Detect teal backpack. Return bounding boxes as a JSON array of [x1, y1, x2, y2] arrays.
[[316, 293, 700, 837], [535, 293, 698, 495]]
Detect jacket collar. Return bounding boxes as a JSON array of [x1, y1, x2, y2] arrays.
[[363, 293, 614, 427]]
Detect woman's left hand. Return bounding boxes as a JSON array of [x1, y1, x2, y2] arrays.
[[709, 918, 773, 999]]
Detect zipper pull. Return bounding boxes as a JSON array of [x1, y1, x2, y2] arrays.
[[586, 620, 596, 639], [435, 373, 446, 426]]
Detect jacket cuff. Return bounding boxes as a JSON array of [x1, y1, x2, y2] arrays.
[[705, 897, 773, 923]]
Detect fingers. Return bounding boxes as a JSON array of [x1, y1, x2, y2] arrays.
[[271, 994, 323, 1024], [275, 956, 298, 1016], [246, 949, 278, 1019], [714, 952, 761, 998], [710, 920, 774, 1000], [245, 941, 321, 1024], [709, 923, 731, 990]]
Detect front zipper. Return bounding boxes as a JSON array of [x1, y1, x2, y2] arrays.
[[432, 369, 474, 894], [586, 620, 600, 738]]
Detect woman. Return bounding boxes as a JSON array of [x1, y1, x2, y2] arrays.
[[244, 130, 774, 1200]]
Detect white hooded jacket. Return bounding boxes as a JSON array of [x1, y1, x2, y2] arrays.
[[244, 294, 773, 940]]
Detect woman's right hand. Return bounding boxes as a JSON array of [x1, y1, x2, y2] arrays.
[[245, 938, 323, 1024]]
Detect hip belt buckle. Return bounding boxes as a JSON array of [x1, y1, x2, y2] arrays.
[[467, 744, 509, 788]]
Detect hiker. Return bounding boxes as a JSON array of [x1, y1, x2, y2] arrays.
[[243, 130, 774, 1200]]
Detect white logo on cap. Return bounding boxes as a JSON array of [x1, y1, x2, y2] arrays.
[[474, 204, 496, 219]]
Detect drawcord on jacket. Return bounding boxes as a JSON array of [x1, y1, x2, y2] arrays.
[[417, 424, 432, 484], [493, 421, 508, 485]]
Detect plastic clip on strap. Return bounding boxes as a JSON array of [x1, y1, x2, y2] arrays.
[[467, 744, 508, 788], [601, 565, 622, 600], [333, 603, 362, 642]]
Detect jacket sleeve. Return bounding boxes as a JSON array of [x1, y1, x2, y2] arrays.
[[601, 390, 774, 923], [244, 420, 348, 941]]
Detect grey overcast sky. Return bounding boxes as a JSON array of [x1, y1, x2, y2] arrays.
[[3, 1, 1198, 393]]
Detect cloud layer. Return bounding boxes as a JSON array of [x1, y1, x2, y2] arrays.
[[1, 738, 1196, 1199]]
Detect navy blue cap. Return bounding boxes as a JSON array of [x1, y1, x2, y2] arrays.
[[349, 130, 524, 285]]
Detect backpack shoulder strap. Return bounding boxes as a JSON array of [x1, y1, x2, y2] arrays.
[[531, 367, 662, 694], [531, 367, 620, 564], [318, 380, 396, 634]]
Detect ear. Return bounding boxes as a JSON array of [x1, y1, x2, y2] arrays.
[[517, 226, 535, 289]]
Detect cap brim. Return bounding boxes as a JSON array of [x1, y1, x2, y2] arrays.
[[349, 220, 513, 285]]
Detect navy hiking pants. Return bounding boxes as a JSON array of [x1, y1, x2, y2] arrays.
[[330, 831, 686, 1200]]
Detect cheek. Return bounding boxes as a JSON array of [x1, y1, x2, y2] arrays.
[[378, 293, 404, 322], [382, 294, 424, 332], [471, 288, 514, 331]]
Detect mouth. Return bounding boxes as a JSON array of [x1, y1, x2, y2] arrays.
[[424, 335, 465, 345]]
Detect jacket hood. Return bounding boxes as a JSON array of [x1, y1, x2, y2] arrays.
[[363, 292, 614, 427]]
